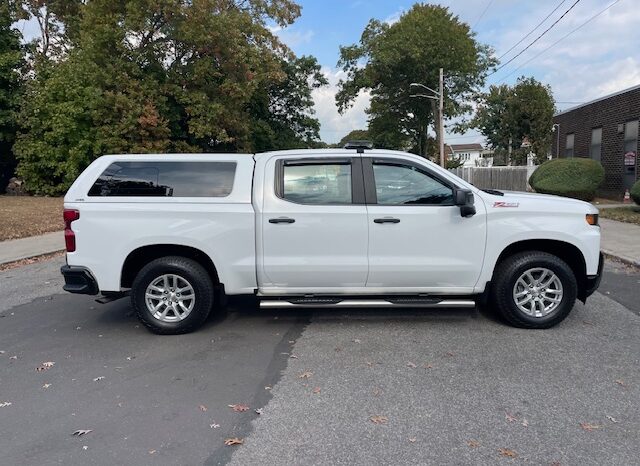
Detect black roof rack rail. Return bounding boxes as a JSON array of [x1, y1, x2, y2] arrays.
[[343, 140, 374, 153]]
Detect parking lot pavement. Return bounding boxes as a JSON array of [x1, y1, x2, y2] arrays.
[[229, 294, 640, 466], [2, 258, 640, 466], [0, 259, 310, 466]]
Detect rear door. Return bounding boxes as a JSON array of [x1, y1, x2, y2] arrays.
[[363, 156, 486, 292], [258, 155, 369, 292]]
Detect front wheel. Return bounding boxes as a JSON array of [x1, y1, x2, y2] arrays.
[[490, 251, 577, 329], [131, 256, 214, 334]]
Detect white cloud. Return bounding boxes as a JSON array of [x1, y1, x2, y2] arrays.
[[312, 67, 370, 143]]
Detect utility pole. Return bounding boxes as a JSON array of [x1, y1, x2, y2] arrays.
[[508, 136, 512, 166], [409, 68, 445, 167], [438, 68, 445, 168]]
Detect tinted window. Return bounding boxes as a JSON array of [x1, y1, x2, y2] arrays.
[[565, 133, 574, 158], [88, 161, 236, 197], [590, 128, 602, 162], [373, 163, 453, 205], [282, 163, 352, 204]]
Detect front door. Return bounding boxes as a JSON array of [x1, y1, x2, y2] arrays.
[[364, 157, 486, 292], [259, 156, 369, 292]]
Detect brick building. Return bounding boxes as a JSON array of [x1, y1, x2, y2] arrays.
[[553, 84, 640, 199]]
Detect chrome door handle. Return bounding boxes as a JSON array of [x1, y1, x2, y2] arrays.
[[373, 217, 400, 224], [269, 217, 296, 224]]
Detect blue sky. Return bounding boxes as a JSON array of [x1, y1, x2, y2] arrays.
[[270, 0, 639, 143]]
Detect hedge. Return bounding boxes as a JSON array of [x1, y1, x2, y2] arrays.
[[631, 179, 640, 205], [529, 158, 605, 201]]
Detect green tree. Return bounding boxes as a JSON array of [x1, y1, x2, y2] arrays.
[[0, 1, 24, 189], [336, 4, 495, 157], [249, 56, 327, 152], [473, 77, 555, 165], [16, 0, 324, 194]]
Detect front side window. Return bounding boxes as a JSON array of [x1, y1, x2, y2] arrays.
[[372, 162, 453, 205], [88, 161, 236, 197], [565, 133, 575, 158], [282, 162, 352, 204]]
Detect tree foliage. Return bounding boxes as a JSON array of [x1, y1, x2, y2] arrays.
[[336, 4, 495, 158], [0, 1, 24, 188], [14, 0, 325, 194], [335, 129, 369, 148], [472, 77, 555, 165]]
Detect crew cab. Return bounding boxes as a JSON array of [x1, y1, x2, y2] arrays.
[[61, 148, 603, 334]]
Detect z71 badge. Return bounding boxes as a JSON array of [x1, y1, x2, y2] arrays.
[[493, 201, 519, 208]]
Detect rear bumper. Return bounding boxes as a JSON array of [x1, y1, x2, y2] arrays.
[[584, 252, 604, 299], [61, 265, 99, 295]]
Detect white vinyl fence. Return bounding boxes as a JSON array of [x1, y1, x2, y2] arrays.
[[448, 166, 536, 192]]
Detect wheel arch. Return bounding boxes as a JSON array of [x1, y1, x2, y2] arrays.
[[121, 244, 220, 289], [492, 239, 589, 302]]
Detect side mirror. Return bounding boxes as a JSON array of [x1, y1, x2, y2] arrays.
[[454, 189, 476, 218]]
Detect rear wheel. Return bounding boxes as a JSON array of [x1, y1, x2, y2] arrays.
[[490, 251, 577, 329], [131, 256, 214, 334]]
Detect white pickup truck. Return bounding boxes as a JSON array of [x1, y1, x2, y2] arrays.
[[61, 147, 603, 334]]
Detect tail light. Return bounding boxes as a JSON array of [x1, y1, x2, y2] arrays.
[[63, 209, 80, 252]]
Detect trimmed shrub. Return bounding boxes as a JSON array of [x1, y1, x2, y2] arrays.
[[631, 179, 640, 205], [529, 158, 605, 201]]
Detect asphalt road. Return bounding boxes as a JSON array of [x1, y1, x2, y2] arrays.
[[1, 257, 639, 465]]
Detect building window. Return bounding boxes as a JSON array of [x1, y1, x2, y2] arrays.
[[565, 133, 574, 158], [590, 128, 602, 162]]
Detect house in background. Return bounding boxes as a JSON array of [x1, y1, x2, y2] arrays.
[[553, 84, 640, 199], [445, 143, 492, 167]]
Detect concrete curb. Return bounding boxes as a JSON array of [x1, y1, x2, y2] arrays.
[[0, 231, 65, 265], [602, 250, 640, 269]]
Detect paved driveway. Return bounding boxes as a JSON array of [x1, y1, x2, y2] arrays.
[[1, 258, 639, 465]]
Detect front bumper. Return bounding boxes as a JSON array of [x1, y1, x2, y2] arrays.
[[61, 265, 99, 295], [583, 252, 604, 300]]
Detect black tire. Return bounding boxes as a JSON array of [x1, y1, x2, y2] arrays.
[[131, 256, 214, 334], [490, 251, 577, 329]]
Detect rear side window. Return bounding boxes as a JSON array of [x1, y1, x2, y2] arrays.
[[88, 161, 236, 197], [282, 162, 352, 204]]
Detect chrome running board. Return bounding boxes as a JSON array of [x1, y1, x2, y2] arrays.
[[259, 298, 476, 309]]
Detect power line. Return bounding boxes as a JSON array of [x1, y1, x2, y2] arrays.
[[488, 0, 582, 77], [473, 0, 495, 29], [497, 0, 568, 61], [493, 0, 624, 83]]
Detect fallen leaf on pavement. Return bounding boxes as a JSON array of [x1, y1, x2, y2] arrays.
[[228, 404, 249, 412], [353, 339, 361, 344], [615, 379, 625, 387], [444, 352, 455, 357], [580, 422, 600, 432], [312, 387, 321, 394], [149, 450, 156, 454], [289, 354, 298, 359], [606, 416, 618, 423], [36, 362, 55, 372], [406, 362, 417, 368], [373, 387, 382, 396], [366, 361, 373, 367], [9, 355, 17, 360], [299, 371, 313, 379], [224, 438, 244, 446], [521, 418, 529, 427], [264, 386, 272, 390], [423, 363, 433, 369], [210, 423, 220, 429], [255, 408, 263, 415], [467, 440, 480, 448], [93, 376, 105, 382], [505, 411, 517, 423], [370, 415, 388, 425], [72, 430, 92, 437], [42, 383, 51, 389], [498, 448, 517, 458], [0, 402, 12, 408], [199, 405, 208, 412], [408, 438, 417, 443]]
